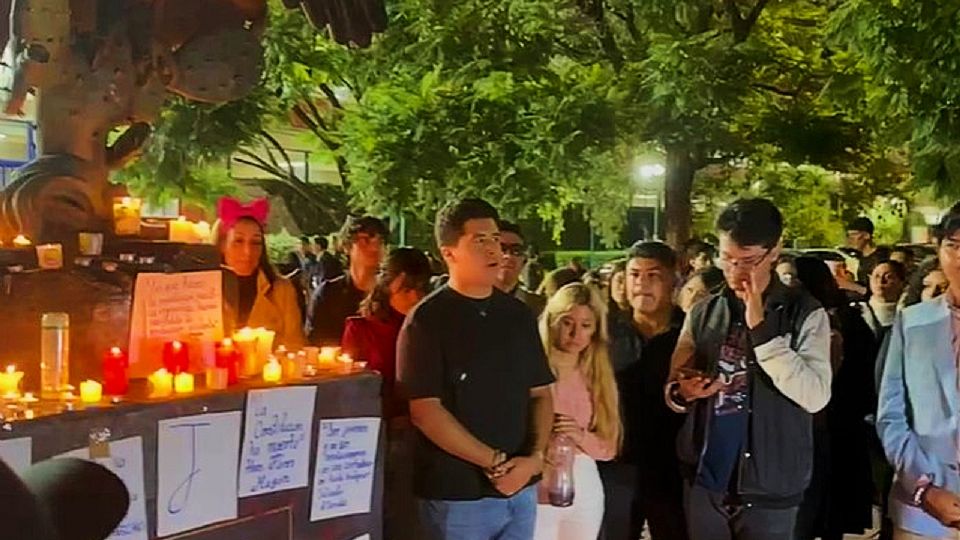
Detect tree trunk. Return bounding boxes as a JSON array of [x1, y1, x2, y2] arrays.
[[664, 146, 696, 248]]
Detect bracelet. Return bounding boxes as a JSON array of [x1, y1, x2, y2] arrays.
[[913, 483, 933, 507]]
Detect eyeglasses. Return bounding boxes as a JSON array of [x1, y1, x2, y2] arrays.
[[501, 243, 525, 257], [719, 247, 773, 270]]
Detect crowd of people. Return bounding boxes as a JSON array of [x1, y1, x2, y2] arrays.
[[209, 194, 960, 540]]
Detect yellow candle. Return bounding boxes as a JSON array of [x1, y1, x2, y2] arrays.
[[79, 380, 102, 403], [113, 197, 142, 236], [12, 234, 30, 247], [254, 328, 276, 364], [0, 365, 24, 397], [262, 359, 282, 383], [174, 372, 194, 394], [149, 368, 174, 397], [205, 367, 228, 390], [233, 327, 259, 377], [169, 217, 194, 243], [318, 347, 339, 365]]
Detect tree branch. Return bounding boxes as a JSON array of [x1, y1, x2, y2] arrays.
[[724, 0, 770, 43], [319, 83, 343, 109], [752, 83, 800, 97]]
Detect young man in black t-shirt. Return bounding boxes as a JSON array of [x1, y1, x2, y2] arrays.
[[397, 198, 554, 540]]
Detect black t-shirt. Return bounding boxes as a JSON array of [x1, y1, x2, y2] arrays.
[[397, 285, 554, 500], [306, 274, 366, 345]]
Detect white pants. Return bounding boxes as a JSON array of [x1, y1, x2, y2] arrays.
[[533, 454, 605, 540]]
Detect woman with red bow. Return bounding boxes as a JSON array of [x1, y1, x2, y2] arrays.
[[217, 197, 305, 349]]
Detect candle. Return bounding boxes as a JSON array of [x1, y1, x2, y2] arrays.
[[113, 197, 142, 236], [169, 216, 194, 243], [12, 234, 30, 247], [318, 347, 339, 365], [162, 340, 189, 374], [79, 380, 102, 403], [283, 352, 302, 379], [304, 346, 319, 365], [0, 365, 23, 397], [262, 358, 282, 383], [36, 244, 64, 270], [254, 328, 276, 365], [174, 372, 194, 394], [205, 367, 229, 390], [233, 327, 259, 377], [102, 347, 129, 396], [195, 221, 211, 243], [215, 338, 240, 385], [149, 369, 173, 397]]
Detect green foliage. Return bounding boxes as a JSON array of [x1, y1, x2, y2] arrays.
[[265, 229, 302, 264]]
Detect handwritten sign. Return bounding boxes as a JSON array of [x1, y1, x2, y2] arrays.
[[239, 387, 317, 498], [129, 271, 223, 374], [0, 437, 31, 474], [310, 417, 381, 522], [157, 411, 241, 537], [58, 437, 148, 540]]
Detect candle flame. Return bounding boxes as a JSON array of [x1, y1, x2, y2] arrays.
[[110, 346, 122, 355], [223, 338, 233, 347], [5, 365, 14, 374], [172, 341, 182, 350]]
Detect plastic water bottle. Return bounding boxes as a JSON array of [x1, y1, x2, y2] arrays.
[[40, 312, 69, 400], [545, 433, 576, 507]]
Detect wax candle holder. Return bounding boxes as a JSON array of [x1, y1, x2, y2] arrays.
[[79, 380, 102, 404], [102, 347, 129, 396], [205, 367, 229, 390]]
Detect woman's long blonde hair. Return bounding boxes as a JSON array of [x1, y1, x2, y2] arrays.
[[539, 283, 622, 450]]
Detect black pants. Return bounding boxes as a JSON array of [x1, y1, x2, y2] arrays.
[[684, 483, 798, 540], [598, 461, 689, 540]]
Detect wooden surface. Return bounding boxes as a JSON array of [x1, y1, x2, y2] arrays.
[[0, 372, 385, 540]]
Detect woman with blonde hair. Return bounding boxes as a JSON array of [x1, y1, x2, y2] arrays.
[[534, 282, 621, 540]]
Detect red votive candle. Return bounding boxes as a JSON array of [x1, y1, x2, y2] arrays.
[[102, 346, 128, 396], [215, 338, 240, 385], [162, 340, 189, 374]]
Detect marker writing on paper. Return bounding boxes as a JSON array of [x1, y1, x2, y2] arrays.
[[167, 422, 210, 514]]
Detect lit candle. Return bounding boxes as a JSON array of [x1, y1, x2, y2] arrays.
[[148, 369, 173, 397], [304, 346, 319, 365], [174, 372, 194, 394], [113, 197, 142, 236], [102, 347, 129, 396], [168, 216, 195, 243], [79, 380, 102, 404], [12, 234, 30, 247], [215, 338, 240, 385], [283, 352, 302, 379], [194, 221, 211, 243], [254, 328, 275, 365], [262, 358, 282, 383], [0, 365, 23, 398], [162, 340, 189, 374], [36, 244, 64, 270], [338, 353, 354, 373], [205, 367, 229, 390], [318, 347, 339, 365], [233, 327, 259, 377]]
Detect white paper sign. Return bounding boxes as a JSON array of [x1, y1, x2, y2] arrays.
[[157, 412, 242, 537], [239, 386, 318, 498], [310, 417, 381, 522], [129, 271, 223, 374], [58, 437, 148, 540], [0, 437, 31, 474]]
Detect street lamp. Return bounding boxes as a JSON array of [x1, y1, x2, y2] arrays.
[[635, 163, 666, 240]]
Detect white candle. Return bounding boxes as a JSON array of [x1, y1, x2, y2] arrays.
[[149, 369, 173, 397], [0, 365, 23, 397], [79, 380, 102, 404], [263, 359, 282, 383], [174, 372, 194, 394]]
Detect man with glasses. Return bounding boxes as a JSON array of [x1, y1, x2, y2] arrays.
[[665, 198, 832, 540], [495, 221, 546, 316], [305, 215, 388, 345]]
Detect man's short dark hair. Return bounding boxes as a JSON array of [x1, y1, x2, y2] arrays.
[[315, 236, 329, 250], [435, 198, 500, 247], [299, 235, 310, 244], [685, 240, 716, 260], [626, 241, 677, 270], [716, 198, 783, 249], [497, 220, 525, 242], [340, 216, 389, 248], [937, 204, 960, 242], [847, 217, 874, 236]]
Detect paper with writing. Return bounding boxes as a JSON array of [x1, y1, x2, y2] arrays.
[[157, 411, 241, 537], [310, 417, 381, 522], [58, 437, 148, 540], [239, 386, 318, 498], [0, 437, 31, 474], [129, 271, 223, 375]]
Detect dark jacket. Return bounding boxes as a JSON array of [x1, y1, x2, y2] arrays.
[[667, 280, 832, 506]]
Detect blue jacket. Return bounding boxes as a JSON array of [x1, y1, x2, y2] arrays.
[[878, 295, 960, 537]]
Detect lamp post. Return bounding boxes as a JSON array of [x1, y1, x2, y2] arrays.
[[636, 164, 666, 240]]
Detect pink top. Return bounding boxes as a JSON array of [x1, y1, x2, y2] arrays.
[[551, 366, 616, 461]]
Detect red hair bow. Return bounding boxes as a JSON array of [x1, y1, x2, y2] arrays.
[[217, 197, 270, 229]]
